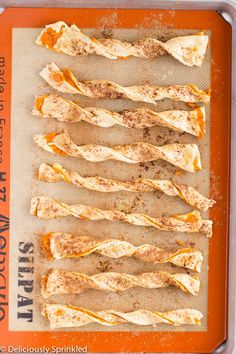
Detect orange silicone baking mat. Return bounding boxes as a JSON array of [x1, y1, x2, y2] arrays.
[[0, 8, 231, 353]]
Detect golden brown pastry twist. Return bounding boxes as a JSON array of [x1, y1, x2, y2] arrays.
[[36, 21, 208, 67], [34, 130, 202, 172], [31, 196, 212, 237], [40, 63, 211, 104], [40, 233, 203, 272], [37, 163, 215, 211], [42, 304, 203, 328], [41, 269, 200, 298], [33, 94, 206, 137]]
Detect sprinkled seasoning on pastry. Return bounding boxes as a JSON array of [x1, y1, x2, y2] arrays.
[[37, 163, 215, 211], [40, 63, 211, 104], [33, 94, 206, 138], [34, 130, 202, 172], [40, 233, 203, 272], [31, 196, 212, 237], [41, 269, 200, 298], [36, 21, 208, 67], [42, 304, 203, 329]]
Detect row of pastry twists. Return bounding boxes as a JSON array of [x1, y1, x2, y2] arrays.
[[34, 24, 211, 329], [41, 233, 203, 328]]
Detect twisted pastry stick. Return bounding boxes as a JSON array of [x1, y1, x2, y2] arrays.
[[37, 163, 215, 211], [42, 304, 203, 328], [40, 233, 203, 272], [31, 196, 212, 237], [36, 21, 208, 67], [34, 130, 202, 172], [40, 63, 211, 104], [41, 269, 200, 298], [33, 94, 206, 137]]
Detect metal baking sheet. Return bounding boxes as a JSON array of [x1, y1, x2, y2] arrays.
[[0, 6, 232, 353]]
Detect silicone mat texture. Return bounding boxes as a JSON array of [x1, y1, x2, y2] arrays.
[[10, 27, 210, 332]]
